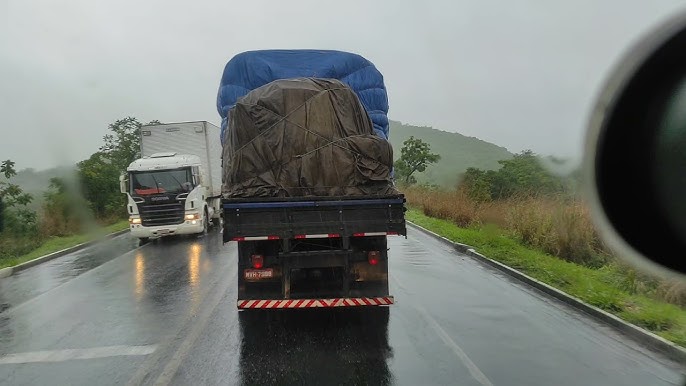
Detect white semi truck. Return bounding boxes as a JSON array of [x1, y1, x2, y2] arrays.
[[120, 121, 222, 242]]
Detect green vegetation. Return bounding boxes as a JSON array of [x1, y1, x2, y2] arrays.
[[459, 150, 577, 201], [0, 117, 157, 269], [388, 120, 512, 187], [0, 160, 42, 260], [393, 136, 440, 184], [0, 220, 129, 269], [406, 209, 686, 347]]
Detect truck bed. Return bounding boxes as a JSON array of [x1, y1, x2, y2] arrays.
[[222, 194, 406, 242]]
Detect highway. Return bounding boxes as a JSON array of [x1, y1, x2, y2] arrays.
[[0, 228, 683, 385]]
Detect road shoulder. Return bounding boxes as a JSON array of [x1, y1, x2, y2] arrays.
[[407, 220, 686, 364]]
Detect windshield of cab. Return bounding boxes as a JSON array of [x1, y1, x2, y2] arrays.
[[130, 168, 194, 196]]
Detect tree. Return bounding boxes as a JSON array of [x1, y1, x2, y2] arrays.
[[78, 118, 161, 219], [99, 118, 161, 172], [100, 117, 143, 172], [493, 150, 564, 198], [78, 152, 123, 218], [457, 150, 567, 201], [394, 136, 441, 184], [458, 167, 493, 202], [0, 160, 37, 235]]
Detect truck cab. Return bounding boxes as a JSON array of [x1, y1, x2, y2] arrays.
[[122, 153, 213, 241], [120, 121, 222, 242]]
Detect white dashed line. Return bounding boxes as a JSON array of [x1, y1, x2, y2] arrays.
[[0, 345, 157, 364]]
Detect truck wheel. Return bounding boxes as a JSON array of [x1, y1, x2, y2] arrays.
[[139, 237, 150, 245], [202, 208, 209, 234]]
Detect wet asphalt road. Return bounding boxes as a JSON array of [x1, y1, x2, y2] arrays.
[[0, 227, 684, 385]]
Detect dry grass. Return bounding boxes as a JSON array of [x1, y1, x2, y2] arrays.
[[39, 212, 81, 237], [403, 185, 685, 308], [658, 280, 686, 307], [404, 186, 606, 264]]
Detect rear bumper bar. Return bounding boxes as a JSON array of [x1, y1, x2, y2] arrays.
[[237, 296, 394, 309]]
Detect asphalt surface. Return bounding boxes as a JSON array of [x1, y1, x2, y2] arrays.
[[0, 227, 683, 385]]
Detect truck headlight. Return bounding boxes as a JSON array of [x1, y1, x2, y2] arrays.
[[129, 217, 142, 224], [185, 213, 200, 220]]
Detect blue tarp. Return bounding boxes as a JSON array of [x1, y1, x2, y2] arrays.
[[216, 50, 389, 143]]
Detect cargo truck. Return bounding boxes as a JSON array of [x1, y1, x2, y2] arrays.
[[217, 51, 406, 310], [120, 121, 222, 243]]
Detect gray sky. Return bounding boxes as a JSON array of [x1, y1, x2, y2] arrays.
[[1, 0, 684, 170]]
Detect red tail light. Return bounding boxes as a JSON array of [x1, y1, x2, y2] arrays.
[[251, 254, 264, 269], [367, 251, 380, 265]]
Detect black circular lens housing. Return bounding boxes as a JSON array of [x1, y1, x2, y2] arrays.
[[594, 18, 686, 275]]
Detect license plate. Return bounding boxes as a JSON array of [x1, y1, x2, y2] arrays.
[[158, 229, 170, 235], [244, 269, 274, 280]]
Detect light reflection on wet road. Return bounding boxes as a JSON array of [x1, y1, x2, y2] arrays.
[[0, 228, 683, 385]]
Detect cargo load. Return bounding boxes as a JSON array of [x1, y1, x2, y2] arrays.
[[222, 78, 397, 198], [216, 49, 390, 142]]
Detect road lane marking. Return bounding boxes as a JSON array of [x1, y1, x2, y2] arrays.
[[391, 277, 494, 386], [126, 255, 237, 386], [0, 345, 157, 364], [152, 262, 236, 386]]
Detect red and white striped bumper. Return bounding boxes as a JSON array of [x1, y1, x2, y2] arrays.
[[237, 297, 394, 309]]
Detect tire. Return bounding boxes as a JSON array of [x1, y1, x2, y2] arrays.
[[139, 237, 150, 245], [202, 208, 209, 234]]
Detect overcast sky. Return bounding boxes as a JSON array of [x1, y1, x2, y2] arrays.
[[1, 0, 684, 170]]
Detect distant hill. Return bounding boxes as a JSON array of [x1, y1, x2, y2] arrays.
[[388, 121, 512, 187], [1, 165, 76, 211]]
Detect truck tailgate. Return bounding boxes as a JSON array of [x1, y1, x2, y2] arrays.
[[222, 195, 406, 242]]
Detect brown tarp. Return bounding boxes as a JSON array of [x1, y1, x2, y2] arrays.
[[222, 78, 397, 198]]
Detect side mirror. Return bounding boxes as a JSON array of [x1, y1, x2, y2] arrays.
[[585, 10, 686, 278], [119, 174, 128, 194]]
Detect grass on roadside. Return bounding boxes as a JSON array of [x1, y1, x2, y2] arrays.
[[406, 209, 686, 347], [0, 220, 129, 269]]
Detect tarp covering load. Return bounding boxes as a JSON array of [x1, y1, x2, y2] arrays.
[[217, 50, 389, 143], [222, 78, 397, 198]]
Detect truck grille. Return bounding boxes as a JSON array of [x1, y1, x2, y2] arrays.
[[138, 201, 184, 226]]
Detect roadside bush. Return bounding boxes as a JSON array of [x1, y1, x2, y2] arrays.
[[40, 177, 96, 237]]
